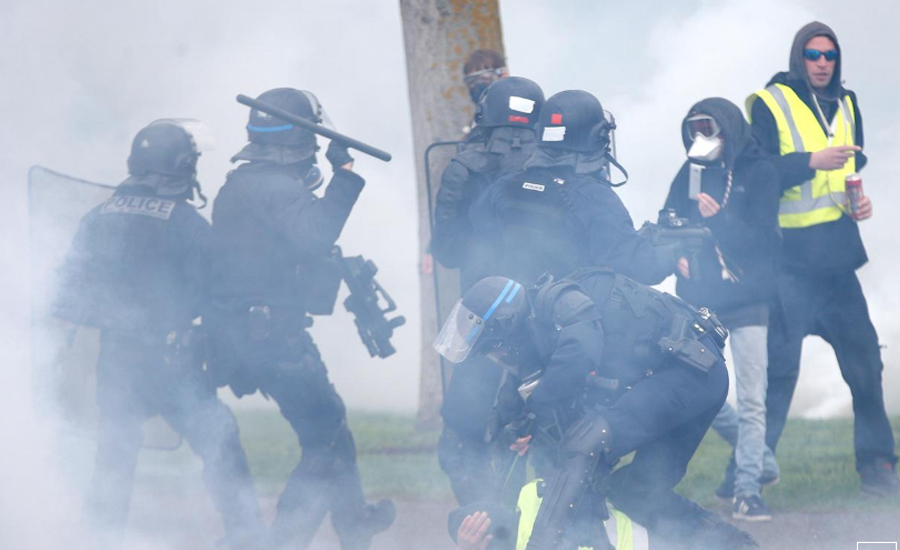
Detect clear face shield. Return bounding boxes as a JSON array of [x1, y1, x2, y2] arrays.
[[150, 118, 216, 155], [300, 90, 336, 131], [433, 300, 487, 364]]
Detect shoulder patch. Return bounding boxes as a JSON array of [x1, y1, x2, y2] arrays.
[[523, 182, 545, 192], [100, 195, 176, 220]]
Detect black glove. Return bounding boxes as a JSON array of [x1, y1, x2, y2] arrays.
[[326, 140, 354, 169]]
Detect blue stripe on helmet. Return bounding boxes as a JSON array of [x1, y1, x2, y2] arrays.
[[505, 282, 522, 303], [247, 123, 294, 133], [482, 279, 514, 322]]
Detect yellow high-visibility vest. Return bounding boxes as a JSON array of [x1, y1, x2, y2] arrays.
[[746, 83, 856, 229], [515, 480, 649, 550]]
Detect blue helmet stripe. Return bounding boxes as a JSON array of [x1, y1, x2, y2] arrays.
[[482, 279, 514, 322], [247, 123, 294, 133], [505, 282, 522, 303]]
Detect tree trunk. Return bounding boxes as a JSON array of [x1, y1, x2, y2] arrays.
[[398, 0, 505, 427]]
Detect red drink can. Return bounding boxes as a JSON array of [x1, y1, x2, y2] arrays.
[[846, 173, 864, 217]]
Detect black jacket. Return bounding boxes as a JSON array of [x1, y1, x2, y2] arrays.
[[750, 21, 868, 274], [209, 161, 364, 309], [470, 162, 676, 287], [54, 182, 209, 336], [431, 127, 539, 291], [665, 98, 781, 326]]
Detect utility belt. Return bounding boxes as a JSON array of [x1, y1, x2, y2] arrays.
[[583, 306, 727, 409]]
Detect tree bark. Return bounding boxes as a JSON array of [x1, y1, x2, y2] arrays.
[[398, 0, 505, 427]]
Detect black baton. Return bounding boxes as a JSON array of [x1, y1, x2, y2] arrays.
[[236, 94, 392, 162]]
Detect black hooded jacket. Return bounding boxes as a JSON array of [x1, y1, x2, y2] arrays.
[[749, 21, 868, 273], [665, 98, 781, 327]]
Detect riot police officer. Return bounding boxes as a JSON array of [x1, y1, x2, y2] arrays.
[[432, 76, 545, 505], [54, 120, 264, 549], [206, 88, 394, 550], [435, 273, 757, 550], [432, 76, 545, 291], [470, 90, 677, 287]]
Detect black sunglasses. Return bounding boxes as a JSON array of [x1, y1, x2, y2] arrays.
[[803, 49, 839, 62]]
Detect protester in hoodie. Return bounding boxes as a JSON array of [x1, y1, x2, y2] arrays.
[[663, 98, 782, 521], [746, 21, 898, 495], [433, 77, 546, 506]]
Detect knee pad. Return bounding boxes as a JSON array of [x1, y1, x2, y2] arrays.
[[559, 412, 612, 462]]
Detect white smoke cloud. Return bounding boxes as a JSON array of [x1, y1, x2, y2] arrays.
[[2, 0, 899, 546]]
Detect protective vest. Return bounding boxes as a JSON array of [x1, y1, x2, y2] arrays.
[[496, 171, 588, 285], [533, 269, 726, 387], [747, 83, 856, 229], [515, 480, 648, 550]]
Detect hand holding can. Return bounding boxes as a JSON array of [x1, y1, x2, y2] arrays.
[[845, 173, 868, 220]]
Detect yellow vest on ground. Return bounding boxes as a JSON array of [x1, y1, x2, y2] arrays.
[[515, 480, 649, 550], [746, 83, 856, 229]]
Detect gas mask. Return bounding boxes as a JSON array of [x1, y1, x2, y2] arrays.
[[685, 114, 723, 163], [687, 133, 724, 163]]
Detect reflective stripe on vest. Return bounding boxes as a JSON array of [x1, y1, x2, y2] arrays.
[[746, 83, 856, 229], [514, 480, 648, 550]]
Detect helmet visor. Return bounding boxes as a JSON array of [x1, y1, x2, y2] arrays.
[[685, 114, 720, 140], [300, 90, 336, 131], [150, 118, 216, 153], [433, 300, 486, 364]]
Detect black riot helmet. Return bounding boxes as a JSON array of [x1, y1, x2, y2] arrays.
[[128, 121, 197, 179], [474, 77, 545, 129], [126, 119, 214, 200], [535, 90, 611, 154], [245, 87, 326, 156], [434, 277, 530, 364]]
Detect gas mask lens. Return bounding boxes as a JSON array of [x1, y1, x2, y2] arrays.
[[685, 114, 720, 140], [686, 115, 723, 162], [464, 67, 507, 88]]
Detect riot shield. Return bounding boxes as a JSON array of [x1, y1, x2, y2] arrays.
[[28, 166, 182, 450]]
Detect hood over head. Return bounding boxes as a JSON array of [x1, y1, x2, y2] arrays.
[[682, 97, 757, 170], [787, 21, 843, 100]]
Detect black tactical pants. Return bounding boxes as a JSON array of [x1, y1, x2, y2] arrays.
[[438, 355, 506, 505], [766, 269, 897, 468], [605, 361, 729, 541], [88, 331, 263, 549], [527, 360, 732, 550], [209, 310, 371, 550]]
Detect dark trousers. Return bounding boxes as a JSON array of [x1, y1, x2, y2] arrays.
[[209, 311, 371, 550], [766, 270, 896, 468], [259, 353, 369, 550], [438, 355, 505, 505], [605, 361, 729, 535], [88, 332, 263, 549]]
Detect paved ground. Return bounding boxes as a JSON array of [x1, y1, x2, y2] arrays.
[[124, 492, 900, 550]]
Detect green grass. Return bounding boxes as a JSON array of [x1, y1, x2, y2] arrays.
[[233, 410, 450, 499], [141, 410, 900, 512], [679, 416, 900, 511]]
